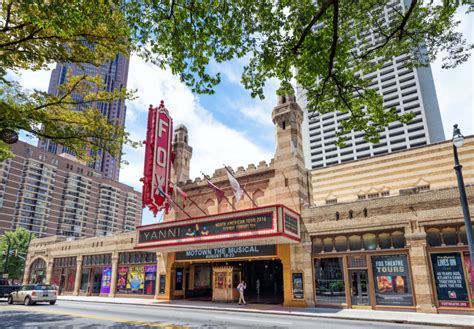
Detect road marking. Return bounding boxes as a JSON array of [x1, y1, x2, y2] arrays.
[[0, 305, 187, 328], [214, 315, 292, 325]]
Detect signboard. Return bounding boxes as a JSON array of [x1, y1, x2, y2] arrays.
[[371, 255, 414, 306], [100, 267, 112, 294], [141, 101, 173, 216], [139, 213, 273, 244], [284, 214, 298, 234], [175, 245, 276, 261], [292, 273, 304, 299], [431, 253, 469, 308]]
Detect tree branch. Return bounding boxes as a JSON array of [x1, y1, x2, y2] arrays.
[[292, 0, 334, 54], [357, 0, 418, 59], [327, 0, 339, 76]]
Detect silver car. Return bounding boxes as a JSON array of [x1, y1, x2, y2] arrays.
[[8, 284, 57, 306]]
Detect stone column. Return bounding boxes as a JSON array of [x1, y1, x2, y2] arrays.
[[22, 258, 31, 285], [154, 252, 161, 299], [73, 256, 83, 296], [109, 253, 119, 298], [45, 259, 54, 284], [406, 232, 437, 313]]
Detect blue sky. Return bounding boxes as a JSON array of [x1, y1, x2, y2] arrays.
[[10, 9, 473, 226]]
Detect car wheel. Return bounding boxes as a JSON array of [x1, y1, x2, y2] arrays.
[[7, 296, 13, 304], [24, 296, 32, 306], [49, 301, 56, 305]]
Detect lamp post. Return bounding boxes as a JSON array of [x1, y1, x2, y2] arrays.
[[452, 124, 474, 268]]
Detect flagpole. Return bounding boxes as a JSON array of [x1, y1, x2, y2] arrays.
[[168, 197, 192, 218], [224, 164, 258, 208], [201, 171, 236, 211], [188, 197, 208, 216]]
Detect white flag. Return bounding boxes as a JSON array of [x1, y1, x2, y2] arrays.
[[226, 170, 243, 202]]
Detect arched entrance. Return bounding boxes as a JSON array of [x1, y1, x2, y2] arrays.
[[29, 258, 47, 284]]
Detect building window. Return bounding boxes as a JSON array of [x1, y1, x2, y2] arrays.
[[367, 192, 379, 199], [381, 191, 390, 197], [349, 210, 353, 219], [326, 198, 337, 205], [358, 195, 366, 200], [415, 185, 430, 193], [314, 258, 346, 305], [335, 212, 340, 221]]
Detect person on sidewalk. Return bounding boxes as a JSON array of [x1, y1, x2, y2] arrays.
[[237, 280, 247, 305]]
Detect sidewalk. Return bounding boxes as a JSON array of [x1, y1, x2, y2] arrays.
[[58, 296, 474, 327]]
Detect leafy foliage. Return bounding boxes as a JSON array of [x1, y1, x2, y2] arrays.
[[0, 227, 35, 280], [125, 0, 472, 145], [1, 0, 472, 155], [0, 0, 136, 162]]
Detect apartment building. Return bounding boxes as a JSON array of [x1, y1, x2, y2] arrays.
[[0, 141, 141, 238]]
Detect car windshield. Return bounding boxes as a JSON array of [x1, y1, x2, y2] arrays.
[[34, 285, 53, 290]]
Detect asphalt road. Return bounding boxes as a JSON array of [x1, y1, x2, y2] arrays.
[[0, 300, 449, 328]]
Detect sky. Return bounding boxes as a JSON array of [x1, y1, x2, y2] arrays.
[[9, 8, 473, 226]]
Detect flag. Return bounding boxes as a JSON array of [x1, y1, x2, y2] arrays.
[[226, 170, 243, 202], [156, 186, 173, 206], [175, 185, 187, 207], [207, 180, 225, 204]]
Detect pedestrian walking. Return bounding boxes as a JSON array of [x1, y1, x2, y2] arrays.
[[237, 280, 247, 305]]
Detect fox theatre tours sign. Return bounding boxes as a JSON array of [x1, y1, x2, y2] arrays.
[[141, 101, 173, 216]]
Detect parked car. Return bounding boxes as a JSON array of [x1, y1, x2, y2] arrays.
[[8, 284, 57, 305], [0, 278, 21, 298]]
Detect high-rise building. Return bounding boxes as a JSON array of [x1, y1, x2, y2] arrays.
[[0, 141, 142, 238], [38, 54, 129, 181], [298, 0, 445, 169]]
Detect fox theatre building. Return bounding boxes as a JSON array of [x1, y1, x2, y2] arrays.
[[23, 96, 473, 313]]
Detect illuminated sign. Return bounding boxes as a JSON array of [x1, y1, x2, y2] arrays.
[[141, 101, 173, 216]]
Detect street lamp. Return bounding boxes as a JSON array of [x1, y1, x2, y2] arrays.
[[452, 124, 474, 268]]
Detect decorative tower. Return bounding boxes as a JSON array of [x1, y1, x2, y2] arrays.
[[172, 124, 193, 184], [271, 93, 310, 211]]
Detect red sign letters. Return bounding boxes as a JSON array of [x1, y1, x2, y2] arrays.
[[141, 101, 173, 216]]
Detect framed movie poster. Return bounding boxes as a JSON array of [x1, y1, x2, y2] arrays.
[[371, 254, 414, 306], [292, 273, 304, 299], [159, 274, 166, 295], [100, 267, 112, 294], [431, 252, 469, 307]]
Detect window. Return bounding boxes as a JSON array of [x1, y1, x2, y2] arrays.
[[326, 198, 337, 205], [314, 258, 346, 305]]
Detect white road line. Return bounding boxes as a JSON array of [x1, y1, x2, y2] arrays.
[[213, 316, 292, 325]]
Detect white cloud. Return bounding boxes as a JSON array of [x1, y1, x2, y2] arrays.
[[119, 55, 274, 193], [7, 66, 54, 92], [431, 7, 474, 137]]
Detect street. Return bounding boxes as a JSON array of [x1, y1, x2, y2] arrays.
[[0, 300, 449, 328]]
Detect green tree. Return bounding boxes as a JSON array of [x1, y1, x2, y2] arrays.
[[1, 0, 138, 162], [1, 0, 472, 156], [0, 227, 35, 281]]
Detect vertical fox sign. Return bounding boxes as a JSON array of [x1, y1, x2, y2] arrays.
[[141, 101, 173, 216]]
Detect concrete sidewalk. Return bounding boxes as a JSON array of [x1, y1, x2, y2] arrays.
[[57, 296, 474, 327]]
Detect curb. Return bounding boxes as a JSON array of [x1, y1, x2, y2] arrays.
[[57, 298, 473, 328]]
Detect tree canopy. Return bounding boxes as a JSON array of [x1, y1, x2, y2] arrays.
[[0, 227, 35, 280], [1, 0, 472, 159]]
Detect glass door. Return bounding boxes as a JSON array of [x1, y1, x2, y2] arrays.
[[350, 270, 370, 306]]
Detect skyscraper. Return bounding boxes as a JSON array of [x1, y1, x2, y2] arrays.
[[38, 54, 129, 181], [298, 0, 445, 169]]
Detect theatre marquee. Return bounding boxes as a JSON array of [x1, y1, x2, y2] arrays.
[[135, 205, 301, 251]]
